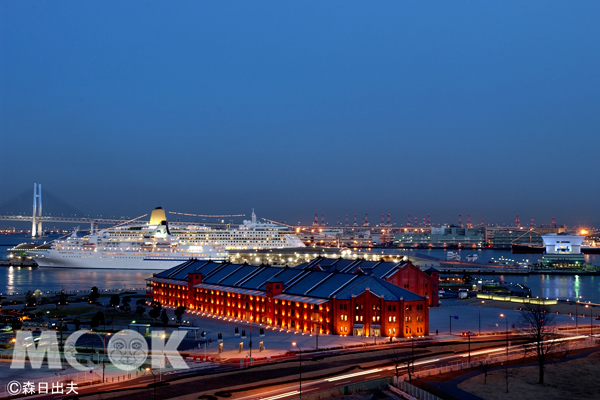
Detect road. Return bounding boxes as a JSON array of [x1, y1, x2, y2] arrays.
[[27, 334, 589, 400]]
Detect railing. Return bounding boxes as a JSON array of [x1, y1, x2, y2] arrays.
[[398, 337, 599, 382], [391, 380, 442, 400], [287, 377, 393, 400]]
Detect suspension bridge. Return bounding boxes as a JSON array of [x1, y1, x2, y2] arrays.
[[0, 183, 130, 236], [0, 184, 248, 237]]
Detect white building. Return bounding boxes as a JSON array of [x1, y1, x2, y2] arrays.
[[541, 233, 586, 267]]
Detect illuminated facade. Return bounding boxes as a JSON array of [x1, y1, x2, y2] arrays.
[[541, 233, 586, 267], [147, 258, 434, 338]]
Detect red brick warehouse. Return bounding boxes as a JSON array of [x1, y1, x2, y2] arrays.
[[147, 257, 438, 338]]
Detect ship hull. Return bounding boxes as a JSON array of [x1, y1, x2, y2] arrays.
[[511, 244, 545, 254], [26, 249, 223, 270]]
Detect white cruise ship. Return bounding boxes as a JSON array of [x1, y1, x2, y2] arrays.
[[171, 209, 305, 251], [23, 208, 227, 269], [22, 208, 304, 269]]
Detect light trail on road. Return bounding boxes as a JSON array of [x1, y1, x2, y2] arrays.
[[325, 368, 382, 382], [258, 390, 300, 400]]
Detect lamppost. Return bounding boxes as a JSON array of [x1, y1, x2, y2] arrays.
[[312, 315, 320, 350], [87, 331, 112, 382], [58, 319, 65, 353], [467, 331, 472, 363], [479, 301, 484, 335], [576, 300, 579, 333], [575, 296, 582, 334], [500, 314, 509, 393], [585, 304, 593, 337], [411, 334, 415, 377], [292, 342, 302, 399], [249, 320, 253, 359], [145, 367, 156, 400], [160, 333, 166, 382], [449, 315, 457, 334], [316, 322, 320, 350], [97, 332, 112, 383]]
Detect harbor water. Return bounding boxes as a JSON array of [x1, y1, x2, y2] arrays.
[[0, 234, 154, 294], [1, 234, 599, 302]]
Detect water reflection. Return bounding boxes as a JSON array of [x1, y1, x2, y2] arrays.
[[474, 272, 600, 304], [7, 266, 14, 293], [0, 268, 153, 294]]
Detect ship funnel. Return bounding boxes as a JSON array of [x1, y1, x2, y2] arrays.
[[150, 207, 167, 225], [153, 220, 170, 238], [161, 220, 171, 235]]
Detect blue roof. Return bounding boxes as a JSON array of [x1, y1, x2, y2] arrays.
[[154, 259, 194, 280], [197, 261, 230, 277], [219, 265, 261, 286], [155, 259, 212, 281], [203, 264, 245, 284], [240, 267, 285, 289], [263, 268, 305, 287], [149, 257, 427, 303], [371, 262, 401, 279], [333, 259, 359, 271], [285, 271, 331, 296], [353, 260, 382, 270], [305, 273, 359, 298], [292, 262, 310, 270], [335, 276, 425, 302]]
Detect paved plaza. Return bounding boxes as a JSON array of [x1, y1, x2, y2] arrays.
[[0, 296, 594, 389], [171, 297, 590, 361]]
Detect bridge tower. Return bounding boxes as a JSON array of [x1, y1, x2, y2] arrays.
[[32, 183, 42, 237]]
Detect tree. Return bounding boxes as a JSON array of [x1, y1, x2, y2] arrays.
[[516, 303, 563, 385], [89, 286, 100, 303], [90, 311, 105, 330], [148, 301, 162, 324], [122, 296, 132, 313], [161, 309, 169, 326], [135, 297, 147, 316], [391, 338, 416, 383], [477, 355, 491, 384], [109, 294, 120, 309], [174, 306, 186, 324], [73, 318, 81, 331]]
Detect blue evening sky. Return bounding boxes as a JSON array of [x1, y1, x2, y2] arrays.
[[1, 1, 599, 226]]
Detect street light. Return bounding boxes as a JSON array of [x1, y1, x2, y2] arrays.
[[479, 301, 485, 335], [449, 315, 458, 335], [467, 331, 472, 363], [292, 342, 302, 399], [89, 332, 112, 383], [575, 296, 582, 334], [585, 305, 593, 337], [145, 367, 156, 400], [500, 314, 509, 393]]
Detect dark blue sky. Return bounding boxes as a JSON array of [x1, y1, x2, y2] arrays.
[[1, 1, 599, 227]]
